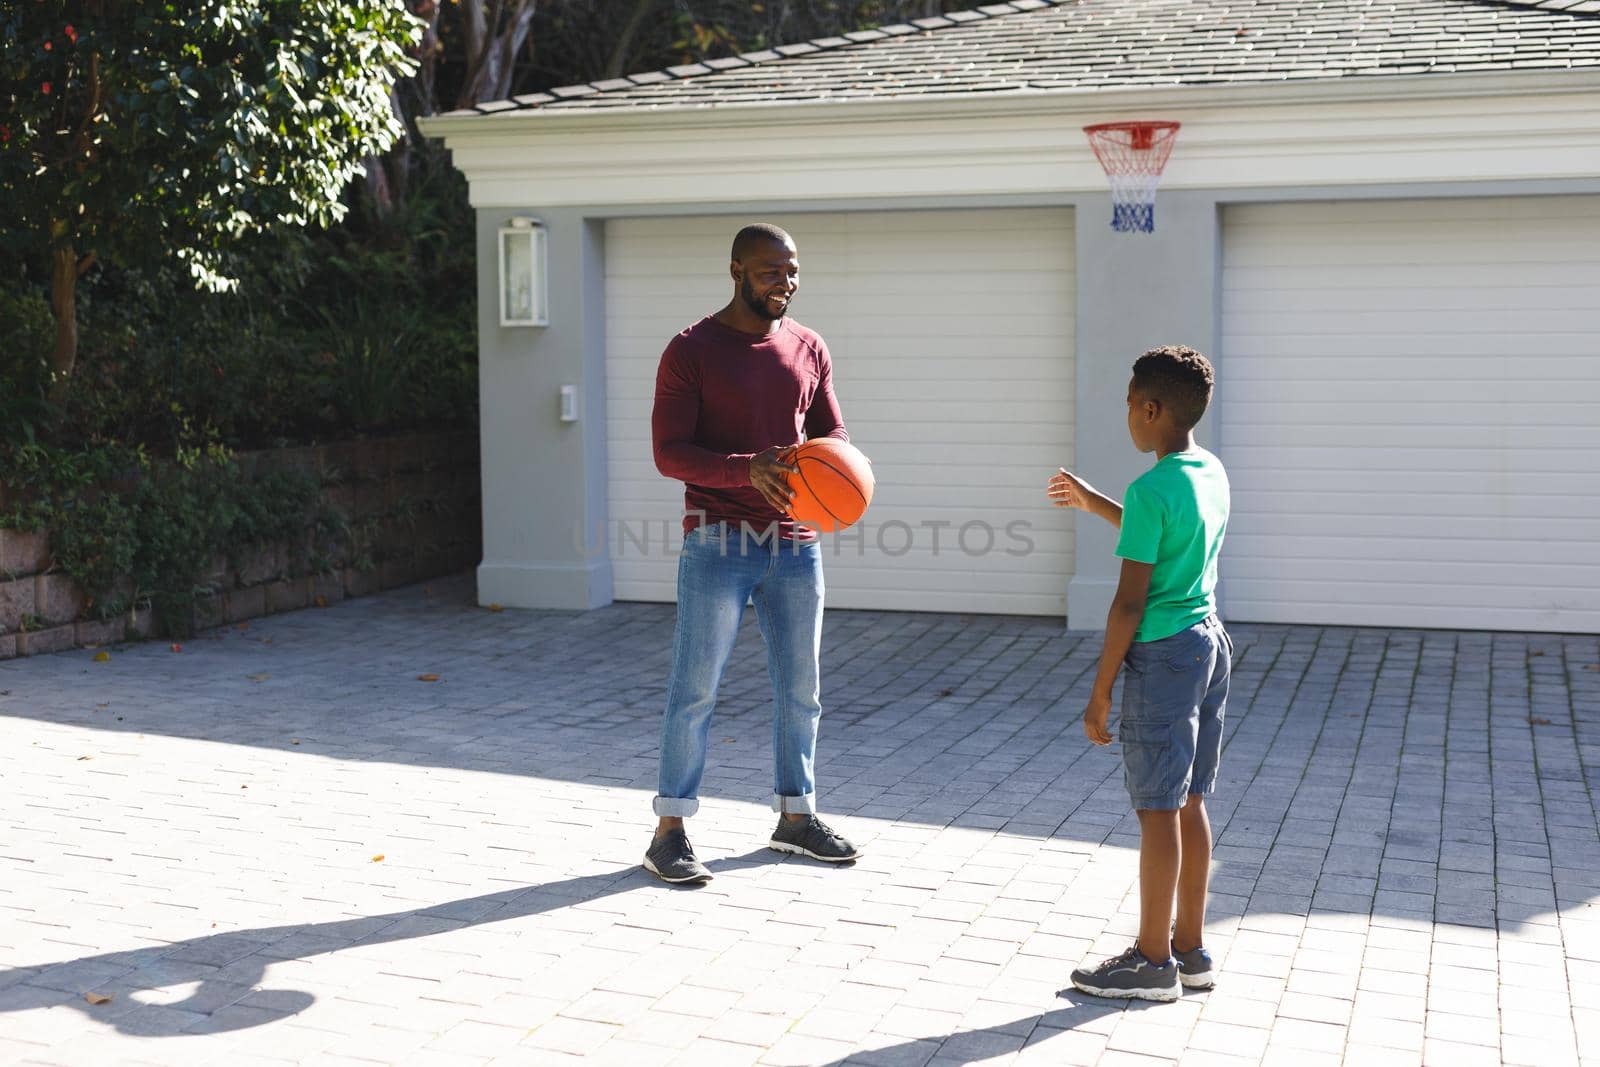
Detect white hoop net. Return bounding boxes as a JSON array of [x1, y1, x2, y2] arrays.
[[1084, 122, 1181, 234]]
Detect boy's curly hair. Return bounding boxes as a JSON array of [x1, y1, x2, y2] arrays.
[[1132, 345, 1214, 431]]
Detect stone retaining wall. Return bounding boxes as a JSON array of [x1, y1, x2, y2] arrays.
[[0, 431, 481, 657]]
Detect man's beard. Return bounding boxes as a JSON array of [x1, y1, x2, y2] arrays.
[[741, 276, 788, 321]]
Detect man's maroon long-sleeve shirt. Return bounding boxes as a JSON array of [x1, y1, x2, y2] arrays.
[[652, 314, 848, 540]]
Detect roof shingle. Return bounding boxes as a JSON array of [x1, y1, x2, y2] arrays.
[[452, 0, 1600, 117]]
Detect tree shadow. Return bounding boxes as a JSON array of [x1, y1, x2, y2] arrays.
[[0, 580, 1105, 825], [0, 852, 772, 1036]]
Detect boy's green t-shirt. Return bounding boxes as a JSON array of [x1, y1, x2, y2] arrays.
[[1114, 447, 1231, 643]]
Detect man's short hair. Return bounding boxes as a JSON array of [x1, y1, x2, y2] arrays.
[[1131, 345, 1215, 431], [732, 223, 794, 262]]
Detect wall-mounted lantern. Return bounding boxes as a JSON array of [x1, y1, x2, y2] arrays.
[[498, 217, 548, 326]]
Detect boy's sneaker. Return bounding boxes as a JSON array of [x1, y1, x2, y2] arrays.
[[643, 828, 711, 884], [1070, 945, 1181, 1002], [768, 816, 861, 862], [1171, 943, 1215, 989]]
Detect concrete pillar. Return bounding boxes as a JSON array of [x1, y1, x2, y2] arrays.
[[1067, 190, 1220, 630]]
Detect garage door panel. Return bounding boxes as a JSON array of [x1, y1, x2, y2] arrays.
[[842, 356, 1071, 377], [1230, 490, 1598, 521], [1222, 308, 1598, 336], [840, 504, 1065, 533], [606, 208, 1074, 616], [1223, 593, 1599, 633], [834, 335, 1073, 358], [1226, 338, 1600, 363], [1226, 576, 1595, 613], [854, 466, 1069, 491], [1225, 214, 1595, 254], [1221, 196, 1600, 633], [1227, 468, 1597, 497], [813, 417, 1070, 437], [1224, 284, 1599, 314], [1227, 554, 1598, 585], [1229, 510, 1600, 541], [846, 399, 1065, 424], [1223, 238, 1600, 269], [1226, 380, 1600, 405], [1224, 424, 1574, 450], [849, 432, 1073, 454], [1228, 449, 1594, 476], [1225, 401, 1596, 429], [778, 315, 1072, 339], [844, 379, 1070, 403], [1225, 533, 1594, 566], [820, 547, 1071, 574], [1224, 264, 1600, 290]]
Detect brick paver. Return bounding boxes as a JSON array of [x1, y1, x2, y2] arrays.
[[1, 576, 1597, 1065]]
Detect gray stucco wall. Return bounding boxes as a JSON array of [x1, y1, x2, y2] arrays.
[[471, 179, 1598, 624], [475, 209, 612, 610]]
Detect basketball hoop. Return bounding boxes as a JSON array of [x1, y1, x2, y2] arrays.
[[1083, 121, 1181, 234]]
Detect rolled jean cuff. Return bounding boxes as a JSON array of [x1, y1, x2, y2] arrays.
[[1128, 790, 1189, 812], [771, 792, 816, 815], [653, 796, 700, 818]]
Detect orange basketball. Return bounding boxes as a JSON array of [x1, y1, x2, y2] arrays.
[[787, 438, 874, 533]]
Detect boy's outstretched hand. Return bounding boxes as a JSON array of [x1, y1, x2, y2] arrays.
[[1047, 468, 1123, 529], [1047, 468, 1097, 510], [1084, 692, 1114, 746]]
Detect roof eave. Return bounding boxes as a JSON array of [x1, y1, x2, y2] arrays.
[[418, 68, 1600, 141]]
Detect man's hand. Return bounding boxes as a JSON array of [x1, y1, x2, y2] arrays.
[[1083, 691, 1114, 746], [1047, 468, 1098, 511], [749, 446, 799, 513]]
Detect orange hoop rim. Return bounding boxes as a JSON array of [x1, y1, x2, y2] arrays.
[[1083, 120, 1182, 155]]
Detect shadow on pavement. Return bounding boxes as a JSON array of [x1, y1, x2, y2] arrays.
[[0, 854, 780, 1037]]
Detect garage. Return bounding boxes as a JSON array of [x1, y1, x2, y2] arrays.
[[1220, 196, 1600, 633], [424, 0, 1600, 627], [603, 208, 1076, 615]]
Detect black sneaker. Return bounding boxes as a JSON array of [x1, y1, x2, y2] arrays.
[[768, 815, 861, 862], [643, 828, 711, 884], [1171, 943, 1215, 989], [1070, 945, 1181, 1002]]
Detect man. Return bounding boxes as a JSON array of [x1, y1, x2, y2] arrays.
[[644, 223, 862, 884]]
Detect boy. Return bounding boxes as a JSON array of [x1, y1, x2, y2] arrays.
[[1046, 344, 1232, 1001]]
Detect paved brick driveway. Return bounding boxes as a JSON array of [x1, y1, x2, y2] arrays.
[[1, 576, 1596, 1066]]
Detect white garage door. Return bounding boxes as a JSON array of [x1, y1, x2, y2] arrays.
[[604, 209, 1075, 615], [1221, 196, 1600, 633]]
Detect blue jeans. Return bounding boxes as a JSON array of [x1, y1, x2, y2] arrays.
[[654, 522, 825, 818], [1119, 614, 1231, 811]]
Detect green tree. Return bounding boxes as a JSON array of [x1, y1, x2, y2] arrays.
[[0, 1, 421, 400]]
